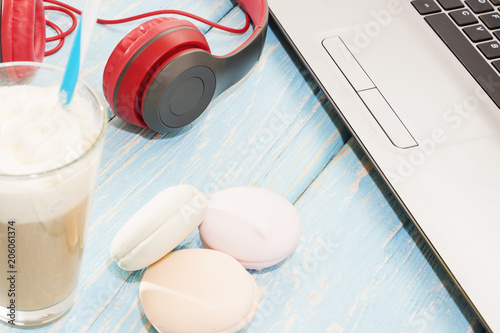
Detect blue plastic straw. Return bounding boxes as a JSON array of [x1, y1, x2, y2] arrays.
[[59, 0, 102, 106], [59, 19, 82, 106]]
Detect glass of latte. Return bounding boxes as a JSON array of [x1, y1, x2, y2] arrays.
[[0, 62, 107, 327]]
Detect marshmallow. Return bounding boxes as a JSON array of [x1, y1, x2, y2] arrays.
[[110, 185, 207, 271], [140, 249, 260, 333], [199, 187, 302, 270]]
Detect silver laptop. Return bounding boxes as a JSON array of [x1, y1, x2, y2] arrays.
[[268, 0, 500, 331]]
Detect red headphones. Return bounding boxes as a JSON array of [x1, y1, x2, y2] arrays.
[[104, 0, 268, 133], [0, 0, 46, 63], [0, 0, 268, 134]]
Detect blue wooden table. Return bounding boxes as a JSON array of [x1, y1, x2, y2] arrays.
[[4, 0, 487, 332]]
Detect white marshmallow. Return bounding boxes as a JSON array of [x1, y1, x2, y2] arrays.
[[199, 186, 302, 270], [110, 185, 208, 271]]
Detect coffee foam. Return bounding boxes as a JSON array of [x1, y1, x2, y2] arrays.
[[0, 85, 105, 224], [0, 85, 101, 175]]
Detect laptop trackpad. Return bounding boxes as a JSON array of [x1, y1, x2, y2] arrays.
[[323, 37, 418, 149]]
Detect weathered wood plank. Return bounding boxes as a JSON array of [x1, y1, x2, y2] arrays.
[[244, 138, 483, 333]]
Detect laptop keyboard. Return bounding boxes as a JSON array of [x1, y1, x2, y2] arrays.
[[412, 0, 500, 107]]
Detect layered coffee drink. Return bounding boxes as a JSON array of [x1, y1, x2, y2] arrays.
[[0, 201, 89, 310], [0, 67, 106, 327]]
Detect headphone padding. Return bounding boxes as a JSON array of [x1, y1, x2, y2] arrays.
[[0, 0, 45, 62], [103, 17, 176, 102], [103, 18, 210, 128]]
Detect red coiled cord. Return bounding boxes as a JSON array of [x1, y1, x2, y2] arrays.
[[44, 5, 77, 55], [43, 0, 251, 56]]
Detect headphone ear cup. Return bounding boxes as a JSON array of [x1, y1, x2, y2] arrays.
[[103, 17, 176, 105], [103, 17, 211, 129], [141, 52, 217, 133], [0, 0, 46, 63]]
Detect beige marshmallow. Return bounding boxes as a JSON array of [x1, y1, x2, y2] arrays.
[[140, 248, 260, 333]]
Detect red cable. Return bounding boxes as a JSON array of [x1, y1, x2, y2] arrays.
[[44, 5, 77, 41], [43, 0, 251, 34], [44, 20, 64, 56]]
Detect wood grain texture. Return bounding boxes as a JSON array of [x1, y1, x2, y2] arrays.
[[245, 138, 485, 332], [3, 0, 486, 332]]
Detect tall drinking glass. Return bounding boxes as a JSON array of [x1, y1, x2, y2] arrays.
[[0, 62, 107, 327]]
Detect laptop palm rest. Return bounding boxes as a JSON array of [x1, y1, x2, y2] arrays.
[[323, 37, 418, 149]]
